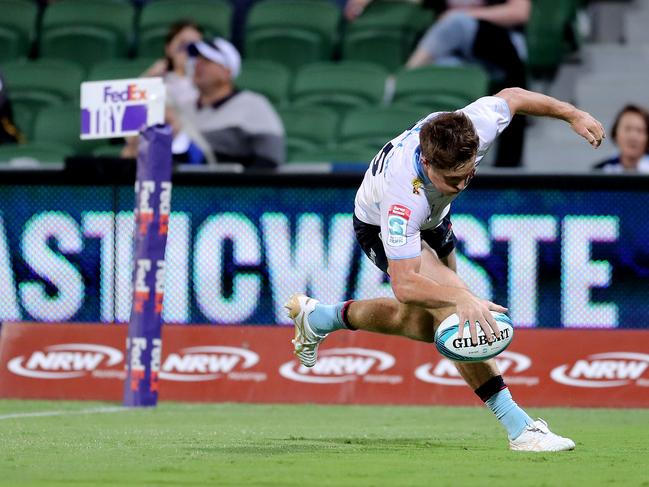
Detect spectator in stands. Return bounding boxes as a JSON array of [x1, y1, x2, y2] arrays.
[[0, 70, 22, 144], [170, 37, 285, 168], [143, 20, 203, 109], [593, 104, 649, 174], [344, 0, 530, 168]]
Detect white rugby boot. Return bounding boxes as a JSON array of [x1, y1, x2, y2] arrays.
[[285, 293, 328, 368], [509, 419, 576, 452]]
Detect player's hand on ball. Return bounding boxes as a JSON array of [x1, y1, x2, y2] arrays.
[[570, 109, 606, 148], [455, 292, 507, 346]]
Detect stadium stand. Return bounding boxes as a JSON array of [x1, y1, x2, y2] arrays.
[[0, 0, 38, 63], [32, 104, 106, 155], [278, 105, 339, 161], [338, 105, 426, 151], [137, 0, 231, 58], [40, 0, 135, 71], [87, 58, 157, 82], [392, 65, 490, 112], [341, 0, 434, 72], [291, 61, 388, 116], [237, 59, 292, 107], [2, 59, 84, 140], [244, 0, 341, 71], [526, 0, 580, 80]]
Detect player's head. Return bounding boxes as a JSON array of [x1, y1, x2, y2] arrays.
[[187, 37, 241, 93], [610, 104, 649, 160], [419, 112, 479, 195]]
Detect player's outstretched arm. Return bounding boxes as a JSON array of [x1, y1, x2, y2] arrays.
[[388, 256, 506, 344], [495, 87, 606, 148]]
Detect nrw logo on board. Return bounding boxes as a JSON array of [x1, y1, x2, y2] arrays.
[[279, 348, 402, 384]]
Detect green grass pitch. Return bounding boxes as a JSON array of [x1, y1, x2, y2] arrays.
[[1, 400, 648, 486]]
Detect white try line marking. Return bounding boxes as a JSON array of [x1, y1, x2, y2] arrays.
[[0, 406, 127, 420]]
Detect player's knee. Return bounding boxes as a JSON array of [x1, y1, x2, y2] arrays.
[[397, 310, 435, 343]]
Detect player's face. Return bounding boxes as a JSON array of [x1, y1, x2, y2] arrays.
[[616, 112, 648, 161], [425, 159, 476, 195]]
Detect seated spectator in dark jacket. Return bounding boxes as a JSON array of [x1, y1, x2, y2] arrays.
[[175, 37, 285, 168], [593, 104, 649, 174]]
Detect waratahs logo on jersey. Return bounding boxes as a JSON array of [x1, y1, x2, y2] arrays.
[[387, 204, 411, 247]]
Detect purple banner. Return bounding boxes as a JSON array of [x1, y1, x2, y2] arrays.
[[124, 124, 173, 407]]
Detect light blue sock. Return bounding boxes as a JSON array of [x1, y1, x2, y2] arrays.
[[485, 388, 534, 440], [307, 302, 348, 335]]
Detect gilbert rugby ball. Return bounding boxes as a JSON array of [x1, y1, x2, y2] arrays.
[[434, 312, 514, 362]]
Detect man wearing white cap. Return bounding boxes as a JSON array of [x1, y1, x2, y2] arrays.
[[175, 37, 285, 168]]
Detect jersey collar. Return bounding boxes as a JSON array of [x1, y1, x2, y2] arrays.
[[412, 146, 432, 185]]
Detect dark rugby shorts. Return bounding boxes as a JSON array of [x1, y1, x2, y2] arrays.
[[353, 214, 457, 275]]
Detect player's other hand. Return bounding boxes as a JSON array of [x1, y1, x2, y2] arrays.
[[570, 109, 606, 148], [455, 292, 507, 346]]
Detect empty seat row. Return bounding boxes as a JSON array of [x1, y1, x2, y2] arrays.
[[0, 0, 432, 72], [279, 105, 429, 163], [0, 0, 578, 77]]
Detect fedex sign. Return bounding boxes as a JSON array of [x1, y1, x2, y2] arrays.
[[80, 77, 165, 139], [103, 84, 148, 103]]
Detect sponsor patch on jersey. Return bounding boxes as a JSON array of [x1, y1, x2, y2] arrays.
[[387, 204, 411, 247]]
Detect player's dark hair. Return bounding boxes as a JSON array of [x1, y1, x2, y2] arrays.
[[165, 20, 203, 72], [419, 112, 479, 170], [611, 104, 649, 153]]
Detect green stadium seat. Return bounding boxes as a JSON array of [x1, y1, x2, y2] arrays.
[[342, 1, 434, 72], [2, 60, 85, 140], [88, 58, 158, 81], [40, 0, 135, 71], [245, 0, 341, 71], [526, 0, 579, 78], [392, 65, 489, 111], [289, 144, 376, 164], [32, 105, 106, 155], [292, 62, 388, 116], [0, 141, 73, 165], [138, 0, 232, 58], [278, 106, 339, 161], [92, 145, 124, 157], [339, 106, 426, 149], [0, 0, 37, 62], [237, 60, 292, 107]]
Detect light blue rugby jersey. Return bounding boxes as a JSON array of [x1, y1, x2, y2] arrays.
[[353, 96, 512, 261]]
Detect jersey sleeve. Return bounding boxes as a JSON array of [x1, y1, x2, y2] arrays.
[[379, 184, 428, 261], [461, 96, 512, 158]]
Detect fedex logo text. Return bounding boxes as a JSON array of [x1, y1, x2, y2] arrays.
[[154, 260, 165, 314], [127, 337, 147, 391], [159, 182, 172, 235], [104, 84, 147, 103], [133, 259, 152, 312], [136, 181, 155, 234]]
